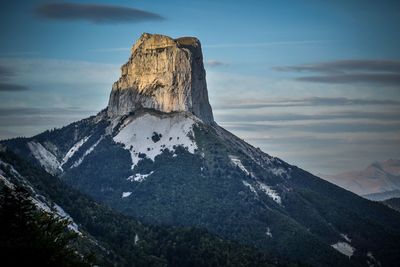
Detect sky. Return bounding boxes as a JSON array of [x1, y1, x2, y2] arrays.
[[0, 0, 399, 174]]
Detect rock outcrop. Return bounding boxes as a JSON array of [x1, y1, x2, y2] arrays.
[[107, 33, 214, 123]]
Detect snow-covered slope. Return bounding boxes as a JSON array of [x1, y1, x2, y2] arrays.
[[61, 136, 90, 166], [113, 112, 198, 168], [27, 141, 61, 174]]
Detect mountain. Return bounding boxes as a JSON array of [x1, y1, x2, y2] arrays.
[[2, 33, 400, 267], [322, 159, 400, 199], [364, 190, 400, 202]]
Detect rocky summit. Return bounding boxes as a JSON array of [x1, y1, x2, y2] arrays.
[[107, 33, 214, 123]]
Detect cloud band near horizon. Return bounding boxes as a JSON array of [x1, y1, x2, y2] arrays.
[[275, 59, 400, 86]]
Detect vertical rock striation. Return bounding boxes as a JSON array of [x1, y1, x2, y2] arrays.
[[107, 33, 214, 123]]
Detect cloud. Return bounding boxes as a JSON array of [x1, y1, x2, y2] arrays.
[[205, 60, 227, 68], [215, 97, 400, 110], [0, 58, 119, 86], [35, 3, 165, 24], [0, 57, 120, 114], [0, 65, 29, 92], [0, 66, 13, 77], [216, 111, 400, 123], [0, 106, 97, 139], [0, 107, 96, 116], [0, 51, 39, 57], [222, 121, 400, 134], [296, 73, 400, 85], [0, 107, 96, 135], [203, 40, 332, 49], [90, 47, 130, 53], [274, 59, 400, 86], [0, 83, 29, 91], [274, 60, 400, 73]]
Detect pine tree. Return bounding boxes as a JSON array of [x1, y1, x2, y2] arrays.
[[0, 185, 92, 267]]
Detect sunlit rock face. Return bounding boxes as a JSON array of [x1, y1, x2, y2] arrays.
[[107, 33, 214, 123]]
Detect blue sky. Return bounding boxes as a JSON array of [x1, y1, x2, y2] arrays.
[[1, 0, 399, 174]]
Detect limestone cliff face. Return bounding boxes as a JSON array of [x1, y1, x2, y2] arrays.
[[107, 33, 214, 123]]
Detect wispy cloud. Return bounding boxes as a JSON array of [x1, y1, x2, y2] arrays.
[[0, 107, 96, 139], [0, 66, 13, 77], [215, 97, 400, 110], [0, 65, 29, 92], [217, 111, 400, 123], [35, 3, 165, 24], [205, 60, 227, 68], [274, 60, 400, 73], [223, 121, 400, 134], [0, 58, 119, 86], [0, 51, 39, 57], [204, 40, 332, 49], [0, 107, 96, 116], [296, 73, 400, 85], [90, 47, 130, 53], [0, 83, 29, 91], [274, 59, 400, 86], [0, 57, 119, 114]]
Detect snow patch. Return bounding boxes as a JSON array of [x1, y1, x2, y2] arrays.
[[113, 113, 198, 168], [31, 197, 52, 213], [127, 171, 154, 182], [270, 167, 288, 177], [257, 181, 282, 204], [71, 136, 103, 168], [0, 160, 22, 179], [134, 234, 139, 245], [331, 242, 355, 258], [242, 180, 258, 196], [122, 192, 132, 198], [230, 155, 250, 175], [61, 136, 90, 166], [0, 173, 15, 189], [53, 204, 81, 234], [31, 199, 81, 234], [266, 227, 272, 238], [367, 252, 381, 267], [263, 157, 291, 178], [28, 141, 61, 174], [340, 233, 351, 243]]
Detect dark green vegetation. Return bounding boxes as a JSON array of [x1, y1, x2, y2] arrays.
[[0, 185, 93, 267], [3, 110, 400, 267], [0, 150, 299, 267]]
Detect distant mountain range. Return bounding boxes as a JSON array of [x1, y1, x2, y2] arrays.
[[321, 159, 400, 200]]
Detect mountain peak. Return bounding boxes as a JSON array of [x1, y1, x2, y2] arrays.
[[107, 33, 214, 123]]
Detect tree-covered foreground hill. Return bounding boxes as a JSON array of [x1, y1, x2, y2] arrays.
[[0, 149, 302, 267]]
